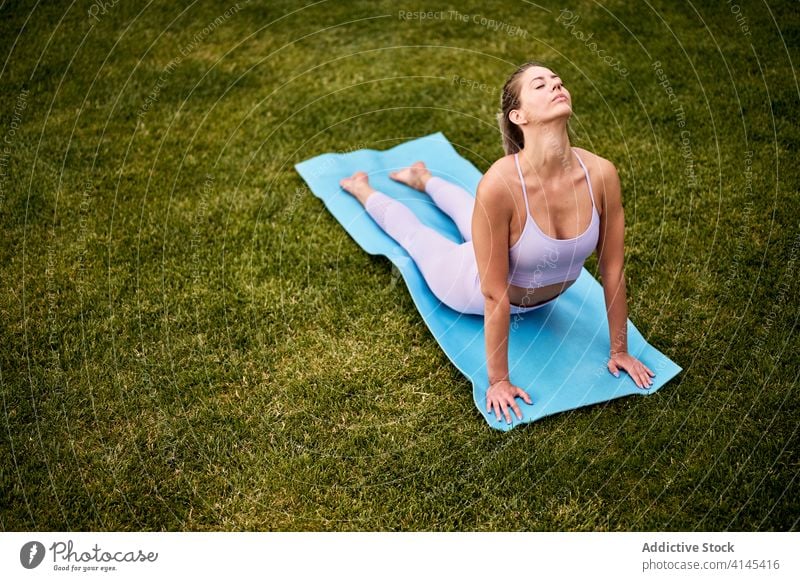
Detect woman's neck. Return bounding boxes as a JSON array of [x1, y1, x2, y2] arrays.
[[518, 120, 573, 180]]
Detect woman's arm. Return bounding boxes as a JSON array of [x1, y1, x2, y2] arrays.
[[596, 160, 655, 388], [473, 171, 533, 424], [595, 160, 628, 354], [472, 173, 513, 385]]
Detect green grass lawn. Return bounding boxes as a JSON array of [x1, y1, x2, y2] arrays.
[[0, 0, 797, 531]]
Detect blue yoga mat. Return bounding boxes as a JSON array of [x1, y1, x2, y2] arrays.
[[295, 132, 682, 431]]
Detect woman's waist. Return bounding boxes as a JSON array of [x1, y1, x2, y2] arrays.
[[507, 279, 576, 307]]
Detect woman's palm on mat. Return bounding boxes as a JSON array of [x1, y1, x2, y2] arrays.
[[608, 352, 656, 389], [486, 380, 532, 424]]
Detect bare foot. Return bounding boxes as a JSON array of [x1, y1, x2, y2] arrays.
[[339, 171, 376, 206], [389, 161, 432, 192]]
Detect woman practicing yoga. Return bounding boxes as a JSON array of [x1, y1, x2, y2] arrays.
[[340, 61, 655, 424]]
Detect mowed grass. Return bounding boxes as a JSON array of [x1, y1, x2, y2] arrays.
[[0, 0, 798, 530]]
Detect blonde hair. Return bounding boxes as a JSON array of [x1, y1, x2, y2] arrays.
[[497, 60, 558, 155]]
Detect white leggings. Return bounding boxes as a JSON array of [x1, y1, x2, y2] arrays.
[[364, 176, 558, 316]]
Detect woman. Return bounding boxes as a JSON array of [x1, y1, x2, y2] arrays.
[[339, 61, 655, 425]]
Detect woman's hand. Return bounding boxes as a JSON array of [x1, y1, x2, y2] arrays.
[[608, 351, 655, 389], [486, 380, 533, 424]]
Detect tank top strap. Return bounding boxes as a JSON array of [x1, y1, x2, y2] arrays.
[[572, 149, 596, 211], [513, 152, 531, 214]]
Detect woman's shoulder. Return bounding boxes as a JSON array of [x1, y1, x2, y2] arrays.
[[572, 147, 617, 178], [478, 155, 518, 197], [484, 153, 517, 175], [572, 147, 620, 215], [481, 154, 521, 189]]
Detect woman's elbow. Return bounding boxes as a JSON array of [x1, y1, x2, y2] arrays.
[[481, 284, 508, 304]]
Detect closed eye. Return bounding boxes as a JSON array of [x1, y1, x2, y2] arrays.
[[535, 76, 561, 90]]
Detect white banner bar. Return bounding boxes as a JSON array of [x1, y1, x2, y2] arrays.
[[1, 532, 797, 580]]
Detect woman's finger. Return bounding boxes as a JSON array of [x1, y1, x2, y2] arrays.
[[634, 360, 654, 378], [626, 363, 643, 387], [632, 367, 641, 387], [502, 401, 512, 424], [495, 400, 505, 422]]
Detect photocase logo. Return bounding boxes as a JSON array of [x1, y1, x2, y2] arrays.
[[20, 541, 46, 569]]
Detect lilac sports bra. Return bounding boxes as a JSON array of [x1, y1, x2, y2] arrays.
[[507, 149, 600, 288]]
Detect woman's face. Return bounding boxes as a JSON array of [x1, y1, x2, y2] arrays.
[[512, 66, 571, 125]]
